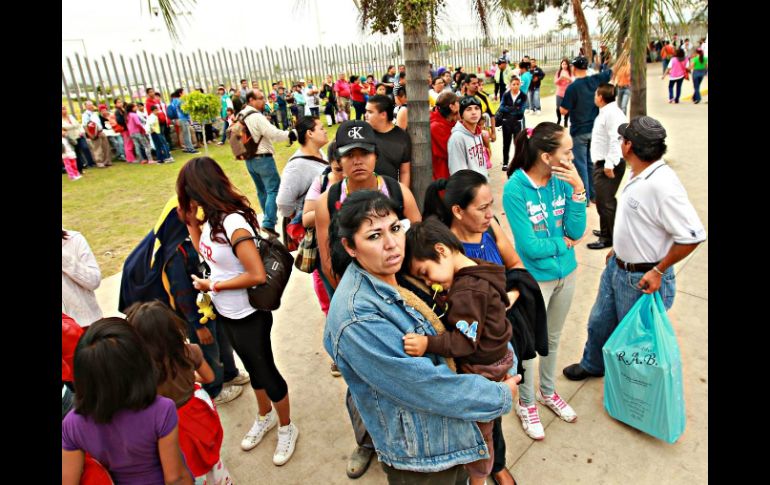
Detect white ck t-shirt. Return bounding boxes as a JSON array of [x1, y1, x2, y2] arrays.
[[198, 213, 258, 319], [614, 160, 706, 263]]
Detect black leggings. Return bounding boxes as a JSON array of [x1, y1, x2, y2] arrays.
[[501, 120, 522, 168], [217, 309, 288, 402]]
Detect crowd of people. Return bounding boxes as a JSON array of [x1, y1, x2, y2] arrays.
[[62, 40, 707, 484]]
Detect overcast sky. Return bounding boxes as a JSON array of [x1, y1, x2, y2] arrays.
[[62, 0, 601, 59]]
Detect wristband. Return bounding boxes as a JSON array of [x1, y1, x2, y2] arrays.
[[210, 281, 219, 294], [652, 266, 665, 276]]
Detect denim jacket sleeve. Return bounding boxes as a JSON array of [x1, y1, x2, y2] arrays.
[[336, 314, 513, 422], [165, 248, 205, 330]]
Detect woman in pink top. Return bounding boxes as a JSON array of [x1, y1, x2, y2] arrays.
[[126, 102, 156, 164], [662, 48, 690, 104], [554, 58, 573, 127]]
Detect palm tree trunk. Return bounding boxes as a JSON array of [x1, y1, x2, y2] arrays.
[[403, 17, 431, 210], [629, 0, 649, 118], [572, 0, 592, 64]]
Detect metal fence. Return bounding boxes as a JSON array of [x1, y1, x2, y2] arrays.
[[61, 29, 706, 115]]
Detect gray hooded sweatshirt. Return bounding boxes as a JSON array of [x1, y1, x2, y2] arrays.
[[447, 121, 488, 180]]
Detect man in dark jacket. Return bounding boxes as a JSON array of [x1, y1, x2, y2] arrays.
[[528, 58, 546, 115], [119, 197, 249, 404]]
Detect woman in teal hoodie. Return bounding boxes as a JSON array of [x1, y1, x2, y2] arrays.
[[502, 121, 586, 441]]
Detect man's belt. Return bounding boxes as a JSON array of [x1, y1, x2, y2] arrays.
[[615, 256, 660, 273], [253, 153, 273, 158]]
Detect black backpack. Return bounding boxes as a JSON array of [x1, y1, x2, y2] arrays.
[[326, 175, 405, 220]]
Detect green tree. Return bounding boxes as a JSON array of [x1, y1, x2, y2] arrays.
[[356, 0, 516, 208], [180, 91, 220, 154]]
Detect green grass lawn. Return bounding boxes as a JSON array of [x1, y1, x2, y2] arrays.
[[62, 78, 555, 277]]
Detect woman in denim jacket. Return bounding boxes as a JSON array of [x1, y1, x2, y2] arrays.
[[323, 191, 521, 484]]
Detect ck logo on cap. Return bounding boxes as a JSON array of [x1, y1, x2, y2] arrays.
[[348, 126, 364, 139]]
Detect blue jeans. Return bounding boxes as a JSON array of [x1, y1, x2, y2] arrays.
[[220, 120, 229, 143], [617, 86, 630, 114], [668, 78, 684, 103], [108, 135, 125, 160], [529, 87, 541, 111], [579, 255, 676, 375], [186, 318, 240, 398], [75, 136, 95, 169], [662, 58, 670, 74], [692, 70, 706, 102], [177, 119, 195, 151], [245, 155, 281, 231], [150, 133, 170, 161], [572, 132, 595, 200]]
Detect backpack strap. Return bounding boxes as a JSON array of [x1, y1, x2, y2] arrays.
[[319, 166, 333, 194], [222, 217, 262, 256], [326, 180, 343, 219], [381, 175, 405, 219]]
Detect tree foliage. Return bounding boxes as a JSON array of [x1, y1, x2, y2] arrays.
[[180, 91, 220, 124], [357, 0, 517, 40]]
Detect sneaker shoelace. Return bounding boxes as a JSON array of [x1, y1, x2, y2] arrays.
[[248, 414, 271, 437], [524, 405, 541, 424], [276, 426, 294, 453], [547, 392, 568, 410]]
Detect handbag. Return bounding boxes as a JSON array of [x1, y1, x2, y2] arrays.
[[602, 292, 686, 443], [294, 227, 318, 273], [228, 224, 293, 311]]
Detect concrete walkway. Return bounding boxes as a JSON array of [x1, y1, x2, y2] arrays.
[[95, 70, 707, 484]]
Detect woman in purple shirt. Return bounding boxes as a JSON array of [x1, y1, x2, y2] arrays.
[[62, 318, 192, 485]]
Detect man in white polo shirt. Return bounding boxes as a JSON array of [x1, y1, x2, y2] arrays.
[[587, 83, 627, 250], [564, 116, 706, 380]]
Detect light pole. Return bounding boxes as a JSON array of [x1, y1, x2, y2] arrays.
[[62, 38, 89, 59]]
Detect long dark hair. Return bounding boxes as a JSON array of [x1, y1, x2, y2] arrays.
[[675, 48, 686, 61], [329, 191, 399, 278], [557, 57, 571, 78], [73, 318, 157, 424], [508, 122, 565, 176], [423, 170, 488, 227], [176, 157, 259, 244], [125, 301, 195, 387]]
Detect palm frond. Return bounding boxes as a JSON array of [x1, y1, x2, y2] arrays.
[[152, 0, 197, 42]]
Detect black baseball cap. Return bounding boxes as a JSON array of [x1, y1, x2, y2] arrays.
[[335, 120, 377, 156], [618, 116, 667, 145], [572, 56, 589, 70]]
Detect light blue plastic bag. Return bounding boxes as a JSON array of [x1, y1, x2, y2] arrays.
[[602, 292, 685, 444]]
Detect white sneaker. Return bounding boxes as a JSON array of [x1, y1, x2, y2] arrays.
[[516, 401, 545, 440], [273, 422, 299, 466], [241, 408, 278, 451], [536, 390, 577, 423], [212, 384, 243, 406], [226, 369, 251, 386]]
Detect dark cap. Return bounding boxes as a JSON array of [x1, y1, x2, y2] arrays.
[[618, 116, 667, 145], [459, 95, 482, 116], [335, 120, 377, 156], [572, 56, 589, 70], [497, 57, 507, 65]]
